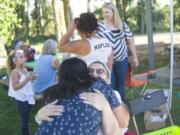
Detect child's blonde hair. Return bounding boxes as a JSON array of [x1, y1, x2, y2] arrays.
[[42, 39, 57, 55], [102, 3, 123, 30], [7, 49, 24, 72]]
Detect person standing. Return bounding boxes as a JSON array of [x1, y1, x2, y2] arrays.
[[7, 49, 36, 135], [58, 12, 113, 70], [97, 3, 139, 101]]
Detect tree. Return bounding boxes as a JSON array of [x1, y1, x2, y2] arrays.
[[174, 0, 180, 31], [0, 0, 21, 45], [33, 0, 42, 36], [115, 0, 133, 22], [52, 0, 66, 41], [14, 0, 28, 38]]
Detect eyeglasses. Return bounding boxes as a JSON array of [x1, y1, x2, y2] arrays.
[[88, 68, 105, 75]]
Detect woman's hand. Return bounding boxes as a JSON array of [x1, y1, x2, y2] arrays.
[[79, 89, 110, 111], [68, 19, 77, 32], [80, 89, 121, 135], [27, 72, 37, 80], [58, 18, 77, 49], [131, 56, 139, 67], [36, 100, 64, 122]]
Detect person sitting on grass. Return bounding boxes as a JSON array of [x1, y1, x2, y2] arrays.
[[33, 39, 60, 96]]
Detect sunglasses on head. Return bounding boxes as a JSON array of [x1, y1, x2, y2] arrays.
[[88, 68, 105, 75]]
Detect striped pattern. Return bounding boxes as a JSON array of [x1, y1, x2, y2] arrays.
[[97, 22, 133, 61]]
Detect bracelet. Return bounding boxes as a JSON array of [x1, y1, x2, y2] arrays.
[[35, 114, 42, 125]]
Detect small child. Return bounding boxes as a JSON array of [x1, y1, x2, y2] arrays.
[[7, 49, 35, 135]]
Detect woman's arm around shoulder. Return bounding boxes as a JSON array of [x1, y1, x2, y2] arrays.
[[35, 100, 64, 124], [112, 102, 130, 128], [80, 89, 120, 135]]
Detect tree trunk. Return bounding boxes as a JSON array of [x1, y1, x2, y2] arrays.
[[140, 0, 145, 33], [52, 0, 67, 41], [87, 0, 90, 12], [63, 0, 68, 28], [34, 0, 43, 36], [40, 0, 46, 37], [15, 0, 25, 37], [26, 0, 29, 37]]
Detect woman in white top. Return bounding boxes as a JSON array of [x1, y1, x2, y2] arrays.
[[58, 12, 113, 70], [7, 49, 36, 135]]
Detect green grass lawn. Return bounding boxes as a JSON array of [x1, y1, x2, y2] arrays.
[[0, 85, 39, 135], [0, 83, 179, 135]]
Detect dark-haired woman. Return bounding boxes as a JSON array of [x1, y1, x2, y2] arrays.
[[35, 58, 120, 135], [58, 12, 113, 70]]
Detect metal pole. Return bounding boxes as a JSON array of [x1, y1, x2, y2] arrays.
[[169, 0, 174, 110], [145, 0, 155, 70], [132, 116, 140, 135]]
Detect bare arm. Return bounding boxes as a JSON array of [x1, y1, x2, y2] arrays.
[[11, 70, 33, 90], [101, 102, 120, 135], [35, 100, 64, 124], [112, 103, 130, 128], [58, 20, 76, 51], [126, 38, 139, 67], [58, 28, 90, 55], [52, 57, 60, 70], [107, 51, 113, 72], [80, 90, 120, 135]]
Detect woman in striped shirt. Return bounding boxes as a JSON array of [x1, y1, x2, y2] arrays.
[[97, 3, 139, 101]]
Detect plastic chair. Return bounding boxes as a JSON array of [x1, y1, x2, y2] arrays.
[[125, 63, 148, 97], [129, 90, 173, 135]]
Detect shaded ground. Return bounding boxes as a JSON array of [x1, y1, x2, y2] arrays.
[[150, 64, 180, 87], [134, 40, 180, 87]]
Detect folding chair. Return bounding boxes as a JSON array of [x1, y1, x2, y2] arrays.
[[125, 63, 148, 97], [129, 90, 173, 135]]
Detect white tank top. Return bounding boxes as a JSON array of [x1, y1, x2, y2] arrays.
[[80, 37, 112, 66], [8, 69, 35, 104]]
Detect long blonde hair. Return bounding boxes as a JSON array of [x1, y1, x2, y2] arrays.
[[102, 3, 123, 30], [7, 49, 24, 72]]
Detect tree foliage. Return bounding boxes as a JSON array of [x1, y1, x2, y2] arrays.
[[0, 0, 21, 45], [174, 0, 180, 31], [0, 0, 179, 45]]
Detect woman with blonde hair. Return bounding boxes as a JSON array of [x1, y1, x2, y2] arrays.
[[33, 39, 60, 95], [97, 3, 139, 101]]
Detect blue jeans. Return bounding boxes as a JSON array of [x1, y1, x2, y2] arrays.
[[111, 58, 128, 101], [15, 99, 32, 135]]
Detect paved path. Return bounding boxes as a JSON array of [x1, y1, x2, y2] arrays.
[[134, 32, 180, 45], [150, 64, 180, 87]]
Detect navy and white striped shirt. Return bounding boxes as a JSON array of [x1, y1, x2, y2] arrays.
[[97, 22, 133, 61]]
